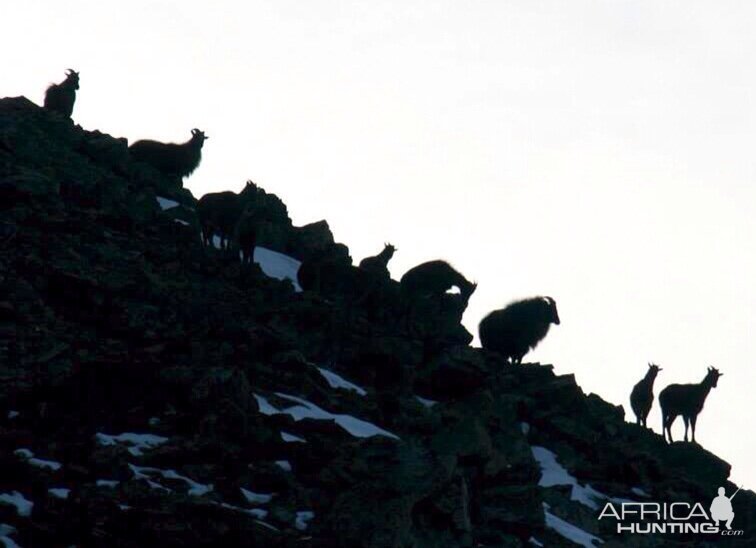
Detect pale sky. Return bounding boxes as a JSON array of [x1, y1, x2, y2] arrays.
[[5, 1, 756, 488]]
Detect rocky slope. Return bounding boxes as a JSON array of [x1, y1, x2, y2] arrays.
[[0, 96, 754, 547]]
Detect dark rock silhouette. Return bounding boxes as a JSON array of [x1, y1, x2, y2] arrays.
[[297, 244, 353, 294], [0, 95, 754, 547], [660, 365, 723, 443], [43, 69, 79, 118], [478, 296, 560, 364], [630, 362, 662, 428], [287, 220, 338, 261], [129, 128, 207, 179]]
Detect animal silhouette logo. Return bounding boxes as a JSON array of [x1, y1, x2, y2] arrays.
[[710, 486, 740, 530]]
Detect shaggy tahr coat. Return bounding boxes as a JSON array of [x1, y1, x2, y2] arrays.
[[478, 296, 560, 364], [129, 128, 207, 178], [43, 69, 79, 118], [399, 260, 476, 304]]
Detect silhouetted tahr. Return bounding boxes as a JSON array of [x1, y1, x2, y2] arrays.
[[359, 243, 396, 279], [233, 192, 280, 264], [630, 362, 662, 428], [129, 128, 207, 179], [400, 260, 477, 304], [197, 181, 257, 250], [198, 191, 239, 249], [659, 366, 722, 443], [235, 203, 259, 264], [478, 296, 560, 364], [43, 69, 79, 118]]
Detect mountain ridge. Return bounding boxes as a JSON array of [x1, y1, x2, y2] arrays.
[[0, 95, 753, 547]]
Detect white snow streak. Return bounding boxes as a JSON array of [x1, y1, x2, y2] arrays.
[[156, 196, 179, 210], [316, 366, 367, 396], [415, 396, 438, 408], [295, 510, 315, 531], [280, 431, 307, 443], [254, 392, 399, 440], [253, 247, 302, 291], [241, 488, 273, 505], [531, 446, 631, 510], [0, 492, 33, 517], [96, 432, 169, 456], [128, 464, 213, 496], [14, 448, 62, 471]]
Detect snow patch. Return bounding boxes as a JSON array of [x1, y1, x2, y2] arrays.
[[48, 488, 70, 499], [316, 366, 367, 396], [415, 396, 438, 408], [255, 519, 280, 532], [528, 537, 544, 547], [631, 487, 650, 498], [173, 218, 190, 226], [96, 480, 119, 488], [96, 432, 169, 456], [531, 446, 578, 485], [219, 502, 268, 519], [543, 503, 604, 546], [207, 242, 303, 291], [241, 488, 273, 505], [295, 510, 315, 531], [14, 448, 62, 471], [254, 394, 280, 416], [531, 446, 629, 510], [256, 392, 399, 440], [128, 464, 213, 496], [156, 196, 179, 210], [0, 523, 19, 548], [29, 457, 62, 471], [128, 464, 171, 492], [520, 422, 531, 435], [7, 411, 19, 420], [275, 460, 292, 472], [281, 431, 306, 443], [0, 491, 33, 517], [253, 247, 302, 291]]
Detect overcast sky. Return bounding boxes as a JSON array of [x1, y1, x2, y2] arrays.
[[5, 1, 756, 488]]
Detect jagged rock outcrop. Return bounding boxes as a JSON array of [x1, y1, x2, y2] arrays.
[[0, 96, 754, 547]]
